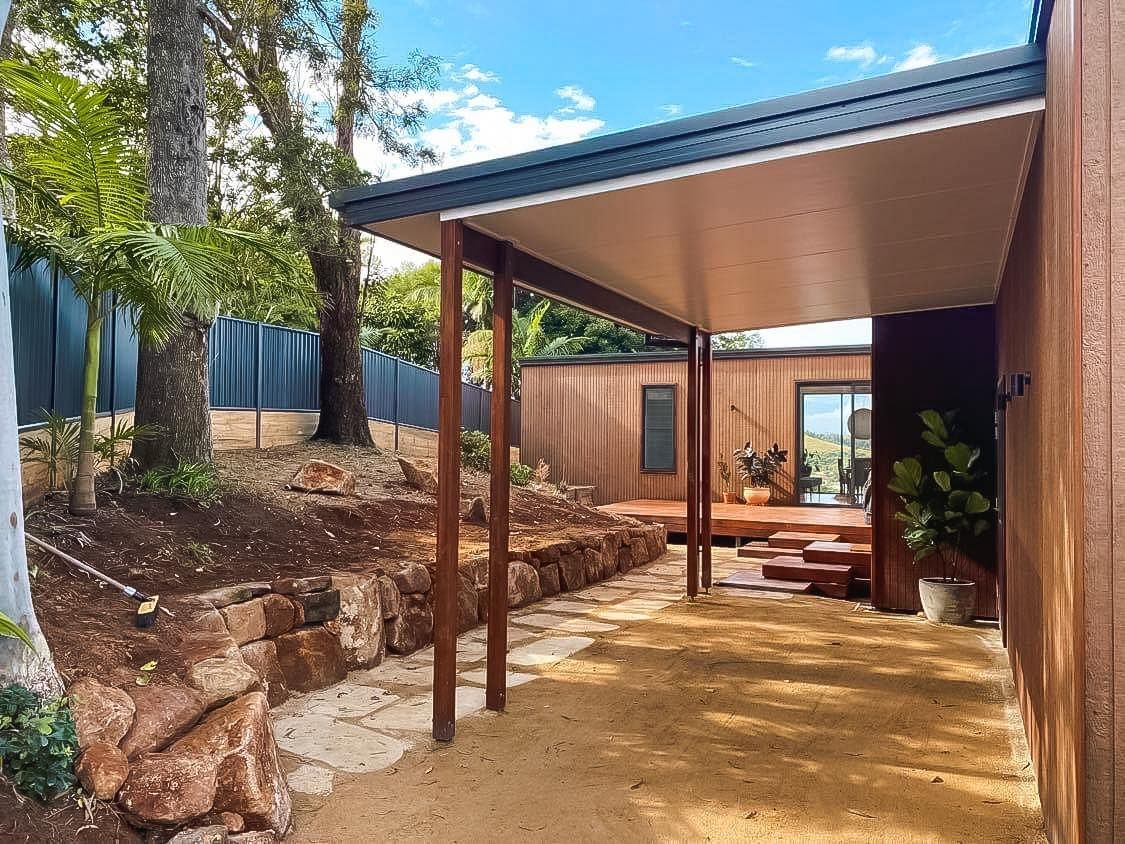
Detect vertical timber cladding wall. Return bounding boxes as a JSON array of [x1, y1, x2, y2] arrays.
[[870, 306, 999, 619], [519, 350, 869, 505]]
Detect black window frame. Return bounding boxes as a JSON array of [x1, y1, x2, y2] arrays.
[[640, 384, 677, 473]]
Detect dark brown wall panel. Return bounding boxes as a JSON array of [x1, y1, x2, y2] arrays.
[[870, 306, 998, 619], [520, 352, 869, 506]]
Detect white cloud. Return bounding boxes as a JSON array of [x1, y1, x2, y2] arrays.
[[825, 43, 879, 67], [756, 319, 872, 348], [729, 56, 756, 68], [894, 44, 939, 71], [452, 63, 500, 84], [554, 84, 596, 112], [659, 103, 683, 117]]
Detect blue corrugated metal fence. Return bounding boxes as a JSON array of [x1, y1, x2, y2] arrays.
[[9, 249, 519, 444]]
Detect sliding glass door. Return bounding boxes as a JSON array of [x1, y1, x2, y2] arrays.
[[796, 382, 872, 506]]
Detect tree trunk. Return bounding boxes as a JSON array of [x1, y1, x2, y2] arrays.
[[0, 1, 19, 217], [70, 297, 102, 516], [133, 0, 211, 470]]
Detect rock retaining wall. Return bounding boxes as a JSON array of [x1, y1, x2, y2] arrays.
[[66, 523, 667, 840]]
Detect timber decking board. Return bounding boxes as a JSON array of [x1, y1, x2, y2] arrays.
[[768, 530, 842, 549], [715, 570, 813, 594], [736, 544, 801, 560], [762, 558, 855, 585], [803, 541, 873, 569], [599, 500, 871, 544]]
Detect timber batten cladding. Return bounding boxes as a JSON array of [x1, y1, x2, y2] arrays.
[[520, 347, 870, 505]]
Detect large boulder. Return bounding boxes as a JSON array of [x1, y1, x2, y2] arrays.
[[287, 460, 355, 496], [187, 653, 261, 711], [274, 627, 346, 692], [260, 594, 299, 638], [457, 574, 479, 634], [391, 563, 431, 595], [75, 741, 129, 800], [582, 547, 603, 583], [556, 552, 586, 592], [238, 641, 290, 708], [69, 677, 135, 750], [385, 594, 433, 654], [289, 589, 340, 624], [377, 575, 400, 619], [396, 457, 438, 495], [169, 693, 291, 834], [507, 562, 542, 608], [325, 574, 385, 670], [538, 563, 561, 597], [220, 599, 267, 646], [270, 576, 330, 595], [118, 751, 219, 829], [121, 685, 207, 759], [461, 496, 487, 525], [167, 827, 228, 844]]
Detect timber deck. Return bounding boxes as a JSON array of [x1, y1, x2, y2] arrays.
[[599, 499, 872, 544]]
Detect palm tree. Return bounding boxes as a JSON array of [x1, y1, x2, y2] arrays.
[[463, 300, 588, 396], [2, 63, 282, 514], [391, 260, 495, 329]]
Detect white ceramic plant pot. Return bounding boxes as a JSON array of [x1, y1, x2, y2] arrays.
[[742, 486, 770, 506], [918, 577, 977, 624]]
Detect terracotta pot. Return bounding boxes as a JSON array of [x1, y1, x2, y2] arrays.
[[721, 492, 739, 504], [918, 577, 977, 624], [742, 486, 770, 506]]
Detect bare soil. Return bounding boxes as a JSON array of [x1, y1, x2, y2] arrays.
[[292, 553, 1045, 843]]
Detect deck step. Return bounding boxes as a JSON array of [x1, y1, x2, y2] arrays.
[[767, 530, 841, 549], [762, 557, 854, 585], [812, 582, 850, 599], [803, 541, 872, 575], [736, 543, 799, 560], [715, 570, 814, 594]]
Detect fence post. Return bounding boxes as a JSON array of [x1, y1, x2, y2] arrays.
[[393, 356, 400, 453], [255, 321, 263, 450]]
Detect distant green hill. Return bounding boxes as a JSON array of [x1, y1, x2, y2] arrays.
[[800, 433, 870, 493]]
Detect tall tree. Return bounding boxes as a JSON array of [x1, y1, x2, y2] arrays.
[[202, 0, 438, 445], [132, 0, 212, 469]]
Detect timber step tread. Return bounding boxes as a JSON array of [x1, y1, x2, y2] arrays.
[[767, 530, 841, 549], [762, 558, 855, 585], [715, 570, 814, 594], [813, 582, 850, 599], [736, 544, 800, 560], [803, 541, 873, 570]]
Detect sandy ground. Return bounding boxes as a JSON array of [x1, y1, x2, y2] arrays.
[[290, 549, 1044, 843]]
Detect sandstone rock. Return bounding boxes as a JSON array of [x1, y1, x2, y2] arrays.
[[170, 693, 291, 834], [457, 575, 479, 633], [325, 574, 385, 670], [191, 608, 231, 634], [238, 641, 290, 708], [69, 677, 135, 750], [462, 556, 489, 588], [396, 457, 438, 495], [288, 459, 355, 496], [643, 529, 662, 562], [462, 496, 487, 525], [75, 741, 129, 800], [260, 594, 299, 638], [118, 751, 218, 829], [274, 627, 346, 692], [167, 826, 227, 844], [556, 552, 586, 592], [538, 563, 561, 597], [121, 685, 206, 759], [194, 585, 255, 609], [582, 547, 602, 583], [385, 594, 433, 654], [178, 629, 241, 666], [229, 833, 277, 843], [597, 546, 617, 580], [187, 654, 261, 710], [377, 575, 401, 619], [631, 537, 651, 567], [221, 812, 246, 833], [391, 563, 431, 595], [221, 599, 267, 647], [532, 544, 561, 565], [476, 586, 489, 623], [270, 575, 331, 595], [507, 562, 542, 608], [290, 589, 340, 624]]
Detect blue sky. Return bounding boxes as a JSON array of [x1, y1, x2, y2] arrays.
[[360, 0, 1033, 345]]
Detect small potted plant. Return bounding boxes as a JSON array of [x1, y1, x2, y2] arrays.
[[889, 409, 992, 624], [716, 460, 739, 503], [732, 442, 788, 506]]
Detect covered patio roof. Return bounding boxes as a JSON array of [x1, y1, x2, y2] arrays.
[[333, 45, 1045, 338]]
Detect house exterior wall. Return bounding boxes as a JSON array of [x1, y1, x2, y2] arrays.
[[870, 306, 999, 619], [519, 350, 869, 505]]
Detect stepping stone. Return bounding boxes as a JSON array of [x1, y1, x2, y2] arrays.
[[364, 687, 487, 733], [351, 661, 433, 688], [508, 636, 595, 667], [298, 683, 399, 718], [614, 598, 673, 612], [459, 668, 538, 687], [287, 764, 335, 796], [510, 611, 572, 628], [539, 599, 597, 615], [410, 638, 488, 664], [768, 531, 841, 549], [467, 625, 538, 645], [600, 580, 642, 590], [514, 613, 617, 634], [646, 565, 686, 576], [273, 715, 410, 773], [595, 608, 652, 622], [577, 586, 635, 602], [715, 570, 813, 594]]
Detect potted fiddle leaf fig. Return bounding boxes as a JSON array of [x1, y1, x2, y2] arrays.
[[889, 409, 993, 624], [733, 442, 788, 506]]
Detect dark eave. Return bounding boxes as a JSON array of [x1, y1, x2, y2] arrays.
[[331, 45, 1046, 227], [521, 345, 872, 367]]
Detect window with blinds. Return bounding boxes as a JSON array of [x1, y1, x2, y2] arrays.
[[641, 385, 676, 472]]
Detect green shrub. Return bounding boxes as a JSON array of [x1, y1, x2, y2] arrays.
[[0, 684, 78, 801], [460, 429, 491, 472], [509, 462, 533, 486], [140, 459, 220, 500]]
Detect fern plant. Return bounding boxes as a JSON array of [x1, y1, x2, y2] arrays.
[[139, 459, 220, 501], [18, 411, 80, 491]]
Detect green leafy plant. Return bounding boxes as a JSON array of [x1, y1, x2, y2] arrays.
[[459, 429, 491, 472], [732, 442, 789, 488], [0, 613, 35, 651], [533, 458, 551, 484], [889, 409, 993, 582], [139, 459, 220, 500], [0, 684, 78, 801], [509, 462, 534, 486], [18, 410, 80, 491], [717, 459, 732, 491]]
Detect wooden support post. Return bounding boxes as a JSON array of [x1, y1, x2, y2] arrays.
[[486, 243, 514, 712], [433, 219, 463, 742], [700, 331, 713, 590], [686, 327, 700, 598]]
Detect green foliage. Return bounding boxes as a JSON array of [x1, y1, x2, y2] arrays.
[[0, 685, 78, 801], [712, 331, 765, 350], [459, 429, 491, 472], [19, 410, 159, 490], [0, 614, 36, 652], [139, 459, 220, 500], [733, 442, 789, 488], [360, 284, 440, 368], [509, 462, 534, 486], [539, 303, 645, 354], [889, 409, 993, 582]]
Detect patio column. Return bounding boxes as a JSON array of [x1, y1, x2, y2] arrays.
[[686, 327, 700, 598], [433, 219, 463, 742], [486, 242, 514, 712], [700, 331, 713, 590]]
